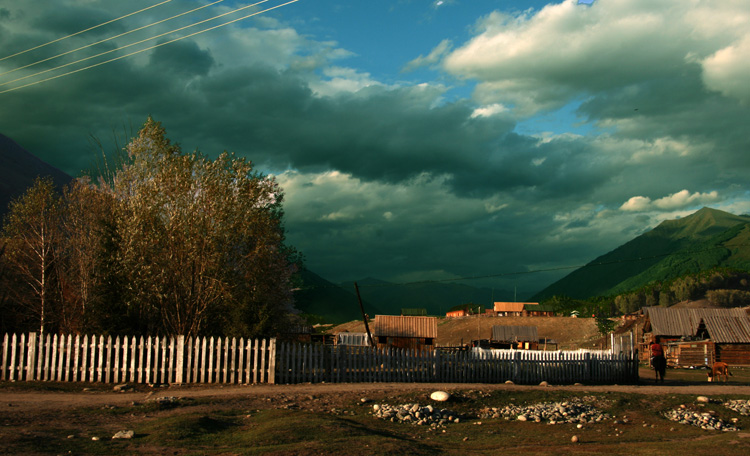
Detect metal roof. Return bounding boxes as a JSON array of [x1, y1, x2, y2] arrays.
[[645, 307, 750, 343], [373, 315, 438, 338], [700, 315, 750, 343], [491, 325, 538, 342], [494, 302, 537, 312]]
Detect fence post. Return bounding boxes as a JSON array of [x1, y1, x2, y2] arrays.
[[269, 338, 277, 385], [175, 335, 185, 384]]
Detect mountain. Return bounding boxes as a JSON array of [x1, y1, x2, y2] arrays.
[[532, 207, 750, 300], [0, 133, 72, 218], [340, 278, 509, 317], [292, 269, 388, 324]]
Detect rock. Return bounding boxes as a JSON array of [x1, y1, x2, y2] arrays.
[[539, 381, 549, 387], [571, 435, 579, 443], [505, 380, 514, 385], [430, 391, 450, 402], [517, 415, 528, 421], [91, 437, 100, 441], [372, 404, 381, 412], [112, 430, 134, 440], [113, 383, 132, 392], [696, 396, 710, 403]]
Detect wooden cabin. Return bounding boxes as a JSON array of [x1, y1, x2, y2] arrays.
[[641, 307, 750, 366], [372, 315, 437, 352], [489, 325, 539, 350]]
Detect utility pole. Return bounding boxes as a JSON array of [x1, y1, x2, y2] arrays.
[[354, 282, 376, 347]]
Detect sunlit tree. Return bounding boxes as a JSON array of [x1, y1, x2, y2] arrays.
[[1, 177, 61, 334]]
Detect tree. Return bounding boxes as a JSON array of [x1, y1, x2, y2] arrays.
[[98, 117, 299, 337], [1, 177, 61, 334], [55, 178, 117, 332]]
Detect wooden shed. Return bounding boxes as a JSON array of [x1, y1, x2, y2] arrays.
[[372, 315, 438, 352], [490, 325, 539, 350], [641, 307, 750, 366], [523, 303, 556, 317]]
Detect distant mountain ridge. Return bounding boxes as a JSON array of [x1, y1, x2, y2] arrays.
[[532, 207, 750, 300], [0, 133, 72, 217]]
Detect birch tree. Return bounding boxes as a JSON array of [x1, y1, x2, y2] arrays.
[[1, 177, 61, 334]]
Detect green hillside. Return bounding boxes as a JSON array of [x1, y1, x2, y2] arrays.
[[532, 207, 750, 300], [292, 269, 385, 324]]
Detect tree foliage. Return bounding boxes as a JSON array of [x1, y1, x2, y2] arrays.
[[0, 117, 300, 337]]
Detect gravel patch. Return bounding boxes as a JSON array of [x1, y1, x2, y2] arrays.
[[478, 397, 611, 425], [663, 407, 739, 431], [724, 399, 750, 415], [371, 403, 462, 427]]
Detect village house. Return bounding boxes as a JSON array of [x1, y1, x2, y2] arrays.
[[489, 325, 539, 350], [641, 307, 750, 367], [490, 302, 539, 316], [524, 303, 556, 317], [372, 315, 438, 352]]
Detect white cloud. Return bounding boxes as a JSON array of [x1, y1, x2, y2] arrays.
[[470, 103, 508, 118], [404, 39, 453, 72], [701, 35, 750, 103], [620, 190, 720, 212], [441, 0, 750, 114]]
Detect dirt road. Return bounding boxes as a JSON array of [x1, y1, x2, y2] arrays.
[[3, 368, 749, 413]]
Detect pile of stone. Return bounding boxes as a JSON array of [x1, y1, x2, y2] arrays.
[[663, 408, 739, 431], [478, 399, 610, 425], [371, 403, 461, 427], [724, 399, 750, 416]]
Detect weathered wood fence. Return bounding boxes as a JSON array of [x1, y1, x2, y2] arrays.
[[276, 343, 639, 385], [2, 333, 638, 385], [0, 333, 275, 384]]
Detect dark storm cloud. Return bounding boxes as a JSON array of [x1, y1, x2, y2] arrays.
[[2, 0, 749, 293]]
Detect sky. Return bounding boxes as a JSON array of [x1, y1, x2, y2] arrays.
[[1, 0, 749, 299]]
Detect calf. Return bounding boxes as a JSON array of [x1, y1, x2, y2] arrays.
[[707, 362, 732, 382]]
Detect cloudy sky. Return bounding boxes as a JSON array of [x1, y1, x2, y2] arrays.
[[1, 0, 749, 298]]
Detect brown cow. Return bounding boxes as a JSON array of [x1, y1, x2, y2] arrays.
[[707, 362, 732, 382]]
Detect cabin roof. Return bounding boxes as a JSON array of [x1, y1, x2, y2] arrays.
[[373, 315, 438, 338], [491, 325, 538, 342]]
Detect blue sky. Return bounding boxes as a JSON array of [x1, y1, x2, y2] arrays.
[[1, 0, 749, 299]]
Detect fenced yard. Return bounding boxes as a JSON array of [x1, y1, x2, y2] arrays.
[[2, 332, 638, 386]]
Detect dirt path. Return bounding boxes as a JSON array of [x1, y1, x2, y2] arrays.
[[3, 368, 749, 413]]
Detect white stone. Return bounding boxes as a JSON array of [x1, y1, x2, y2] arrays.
[[696, 396, 710, 403], [430, 391, 450, 402], [112, 430, 134, 440]]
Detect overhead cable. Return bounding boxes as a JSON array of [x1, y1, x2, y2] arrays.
[[0, 0, 228, 78], [0, 0, 174, 62], [1, 0, 278, 89]]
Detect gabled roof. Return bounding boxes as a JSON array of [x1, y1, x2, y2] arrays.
[[373, 315, 438, 338], [491, 325, 538, 342], [700, 315, 750, 343], [494, 302, 537, 312], [644, 307, 750, 342], [525, 304, 556, 312]]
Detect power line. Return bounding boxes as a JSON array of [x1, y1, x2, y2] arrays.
[[0, 0, 174, 62], [1, 0, 281, 90], [0, 0, 228, 78]]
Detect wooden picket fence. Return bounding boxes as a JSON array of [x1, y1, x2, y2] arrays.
[[0, 333, 275, 385], [276, 343, 638, 385], [2, 333, 638, 386]]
